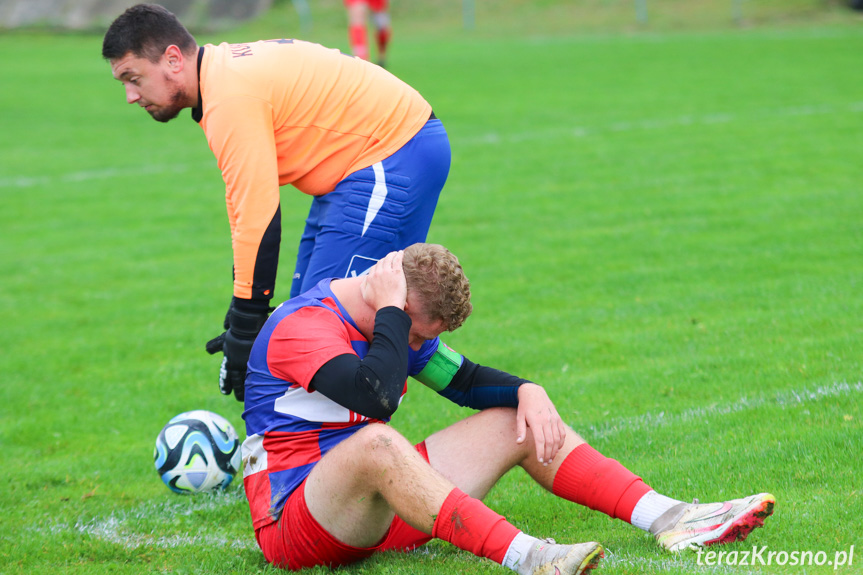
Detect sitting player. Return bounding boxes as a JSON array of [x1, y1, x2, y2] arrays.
[[241, 244, 774, 573]]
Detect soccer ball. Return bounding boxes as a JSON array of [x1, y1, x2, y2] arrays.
[[153, 410, 242, 494]]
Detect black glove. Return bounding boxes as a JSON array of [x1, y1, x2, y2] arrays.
[[206, 298, 271, 401]]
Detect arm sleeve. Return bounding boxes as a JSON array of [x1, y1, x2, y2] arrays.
[[413, 340, 530, 409], [203, 96, 281, 303], [309, 306, 411, 419]]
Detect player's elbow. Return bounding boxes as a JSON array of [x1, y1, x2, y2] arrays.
[[357, 376, 401, 419]]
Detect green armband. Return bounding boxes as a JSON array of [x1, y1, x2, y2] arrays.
[[413, 341, 463, 392]]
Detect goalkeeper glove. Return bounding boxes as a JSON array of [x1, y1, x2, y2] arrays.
[[206, 297, 271, 401]]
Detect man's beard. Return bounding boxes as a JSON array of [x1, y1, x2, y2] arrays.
[[149, 77, 187, 123]]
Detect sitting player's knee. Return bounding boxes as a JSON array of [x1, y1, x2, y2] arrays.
[[355, 424, 412, 459]]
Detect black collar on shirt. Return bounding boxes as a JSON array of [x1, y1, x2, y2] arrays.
[[191, 46, 204, 123]]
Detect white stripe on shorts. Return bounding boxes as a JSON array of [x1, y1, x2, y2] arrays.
[[362, 161, 387, 236]]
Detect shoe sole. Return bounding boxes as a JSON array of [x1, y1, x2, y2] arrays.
[[703, 493, 775, 546], [576, 544, 604, 575], [538, 543, 604, 575]]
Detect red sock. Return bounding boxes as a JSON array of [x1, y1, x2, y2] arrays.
[[376, 27, 390, 58], [349, 24, 368, 60], [432, 488, 519, 564], [552, 443, 652, 523]]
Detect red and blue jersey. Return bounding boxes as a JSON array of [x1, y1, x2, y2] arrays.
[[241, 278, 438, 530]]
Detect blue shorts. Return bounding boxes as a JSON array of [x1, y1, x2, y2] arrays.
[[290, 117, 450, 297]]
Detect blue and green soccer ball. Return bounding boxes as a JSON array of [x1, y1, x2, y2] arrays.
[[154, 410, 242, 494]]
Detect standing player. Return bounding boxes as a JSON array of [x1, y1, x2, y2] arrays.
[[102, 4, 449, 401], [345, 0, 392, 67], [241, 244, 775, 573]]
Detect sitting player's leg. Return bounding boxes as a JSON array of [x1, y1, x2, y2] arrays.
[[417, 408, 602, 573], [424, 406, 773, 553], [536, 430, 774, 551], [303, 423, 452, 547], [423, 407, 551, 499], [303, 422, 603, 574]]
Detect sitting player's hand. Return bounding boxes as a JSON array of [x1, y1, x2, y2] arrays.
[[515, 383, 567, 466], [361, 250, 407, 311]]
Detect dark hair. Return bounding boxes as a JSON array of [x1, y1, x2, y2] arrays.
[[102, 3, 196, 62]]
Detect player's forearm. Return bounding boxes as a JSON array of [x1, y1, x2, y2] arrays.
[[206, 97, 282, 301], [230, 203, 282, 302], [414, 341, 529, 409], [443, 358, 528, 409], [310, 307, 410, 419]]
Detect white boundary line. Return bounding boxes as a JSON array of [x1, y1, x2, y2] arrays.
[[3, 102, 861, 189], [71, 515, 257, 550], [459, 101, 863, 147], [585, 380, 863, 440], [520, 27, 863, 45], [29, 381, 861, 556], [0, 160, 214, 190], [38, 489, 257, 551], [603, 547, 760, 575]]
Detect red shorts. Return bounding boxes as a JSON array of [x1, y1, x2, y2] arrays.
[[344, 0, 388, 11], [254, 442, 433, 570]]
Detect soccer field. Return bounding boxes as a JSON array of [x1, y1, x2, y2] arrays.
[[1, 2, 861, 574]]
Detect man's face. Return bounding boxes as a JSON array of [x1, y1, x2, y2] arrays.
[[405, 292, 446, 351], [110, 51, 187, 123]]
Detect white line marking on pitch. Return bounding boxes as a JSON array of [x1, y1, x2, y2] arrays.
[[0, 161, 214, 189], [459, 101, 863, 146], [39, 490, 257, 550], [3, 101, 860, 189], [585, 380, 862, 440], [604, 547, 760, 575], [72, 515, 257, 550]]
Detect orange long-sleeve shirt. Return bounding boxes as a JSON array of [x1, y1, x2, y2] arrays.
[[193, 39, 432, 301]]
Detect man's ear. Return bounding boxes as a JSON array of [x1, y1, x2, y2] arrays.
[[163, 44, 185, 72], [403, 288, 416, 313]]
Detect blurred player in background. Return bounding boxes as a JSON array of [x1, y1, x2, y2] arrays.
[[345, 0, 391, 67], [102, 4, 449, 402], [241, 243, 775, 573]]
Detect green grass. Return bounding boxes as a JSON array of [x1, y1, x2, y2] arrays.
[[1, 2, 862, 574]]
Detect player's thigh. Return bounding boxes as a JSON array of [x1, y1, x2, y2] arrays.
[[381, 117, 451, 223], [297, 128, 450, 293], [256, 480, 376, 570], [424, 408, 528, 500], [304, 424, 403, 547]]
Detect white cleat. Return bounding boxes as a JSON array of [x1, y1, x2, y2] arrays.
[[650, 492, 775, 552], [516, 539, 604, 575]]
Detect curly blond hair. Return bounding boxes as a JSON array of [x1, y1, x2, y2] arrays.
[[403, 243, 472, 332]]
